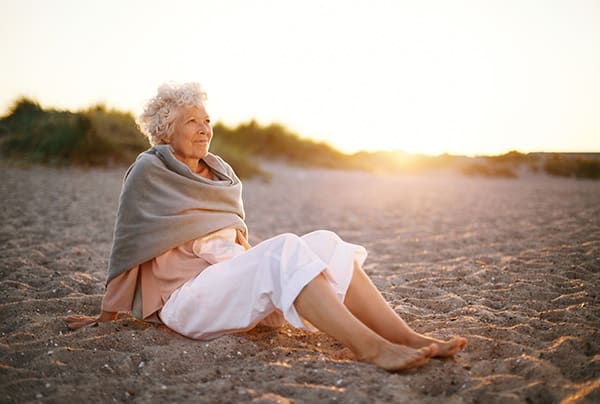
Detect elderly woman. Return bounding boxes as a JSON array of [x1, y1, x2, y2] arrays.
[[67, 82, 466, 371]]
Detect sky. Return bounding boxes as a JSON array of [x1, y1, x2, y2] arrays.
[[1, 0, 599, 156]]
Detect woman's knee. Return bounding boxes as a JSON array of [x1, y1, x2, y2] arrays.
[[271, 232, 301, 244], [268, 233, 306, 254], [302, 229, 342, 240], [301, 229, 341, 243]]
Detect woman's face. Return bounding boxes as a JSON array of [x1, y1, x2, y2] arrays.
[[168, 105, 213, 163]]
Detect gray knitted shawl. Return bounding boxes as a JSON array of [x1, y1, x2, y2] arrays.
[[106, 144, 247, 284]]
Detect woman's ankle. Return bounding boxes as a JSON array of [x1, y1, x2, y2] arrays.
[[352, 336, 389, 363]]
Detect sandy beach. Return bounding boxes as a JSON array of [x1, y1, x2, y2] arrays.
[[1, 163, 599, 403]]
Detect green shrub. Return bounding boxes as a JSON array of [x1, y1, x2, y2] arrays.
[[573, 158, 600, 179], [0, 98, 45, 138], [1, 106, 86, 164], [213, 121, 359, 170], [209, 134, 269, 180], [543, 156, 600, 179], [77, 106, 149, 165]]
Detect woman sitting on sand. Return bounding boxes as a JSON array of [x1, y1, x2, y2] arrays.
[[67, 82, 466, 371]]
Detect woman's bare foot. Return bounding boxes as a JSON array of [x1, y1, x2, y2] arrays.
[[357, 340, 438, 371], [408, 335, 467, 358]]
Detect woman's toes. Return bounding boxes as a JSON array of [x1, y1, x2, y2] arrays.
[[439, 337, 467, 357], [452, 337, 467, 353], [426, 343, 439, 357]]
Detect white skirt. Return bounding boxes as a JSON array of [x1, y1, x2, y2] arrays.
[[159, 230, 367, 340]]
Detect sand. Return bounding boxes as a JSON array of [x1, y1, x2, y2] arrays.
[[1, 163, 599, 403]]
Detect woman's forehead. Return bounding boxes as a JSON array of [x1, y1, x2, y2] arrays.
[[178, 105, 209, 118]]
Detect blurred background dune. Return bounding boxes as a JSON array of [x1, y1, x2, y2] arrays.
[[1, 98, 599, 180]]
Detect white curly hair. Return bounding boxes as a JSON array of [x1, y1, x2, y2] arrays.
[[137, 82, 208, 145]]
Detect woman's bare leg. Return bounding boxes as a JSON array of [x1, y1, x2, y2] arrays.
[[343, 264, 467, 357], [294, 273, 437, 371]]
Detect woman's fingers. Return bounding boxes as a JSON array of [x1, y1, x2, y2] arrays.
[[65, 314, 98, 330]]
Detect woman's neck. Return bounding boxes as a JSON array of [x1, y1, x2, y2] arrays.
[[171, 153, 211, 179], [195, 160, 213, 179]]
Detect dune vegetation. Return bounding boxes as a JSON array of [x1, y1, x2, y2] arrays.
[[1, 98, 598, 179], [0, 99, 147, 167]]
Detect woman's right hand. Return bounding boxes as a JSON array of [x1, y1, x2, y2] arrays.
[[236, 229, 252, 250], [259, 310, 285, 328], [65, 311, 118, 330]]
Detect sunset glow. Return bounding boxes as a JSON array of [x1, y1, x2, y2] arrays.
[[1, 0, 599, 156]]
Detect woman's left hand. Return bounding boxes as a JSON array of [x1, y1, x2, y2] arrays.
[[65, 311, 118, 330]]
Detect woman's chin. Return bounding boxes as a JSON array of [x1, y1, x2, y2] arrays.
[[193, 147, 210, 159]]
